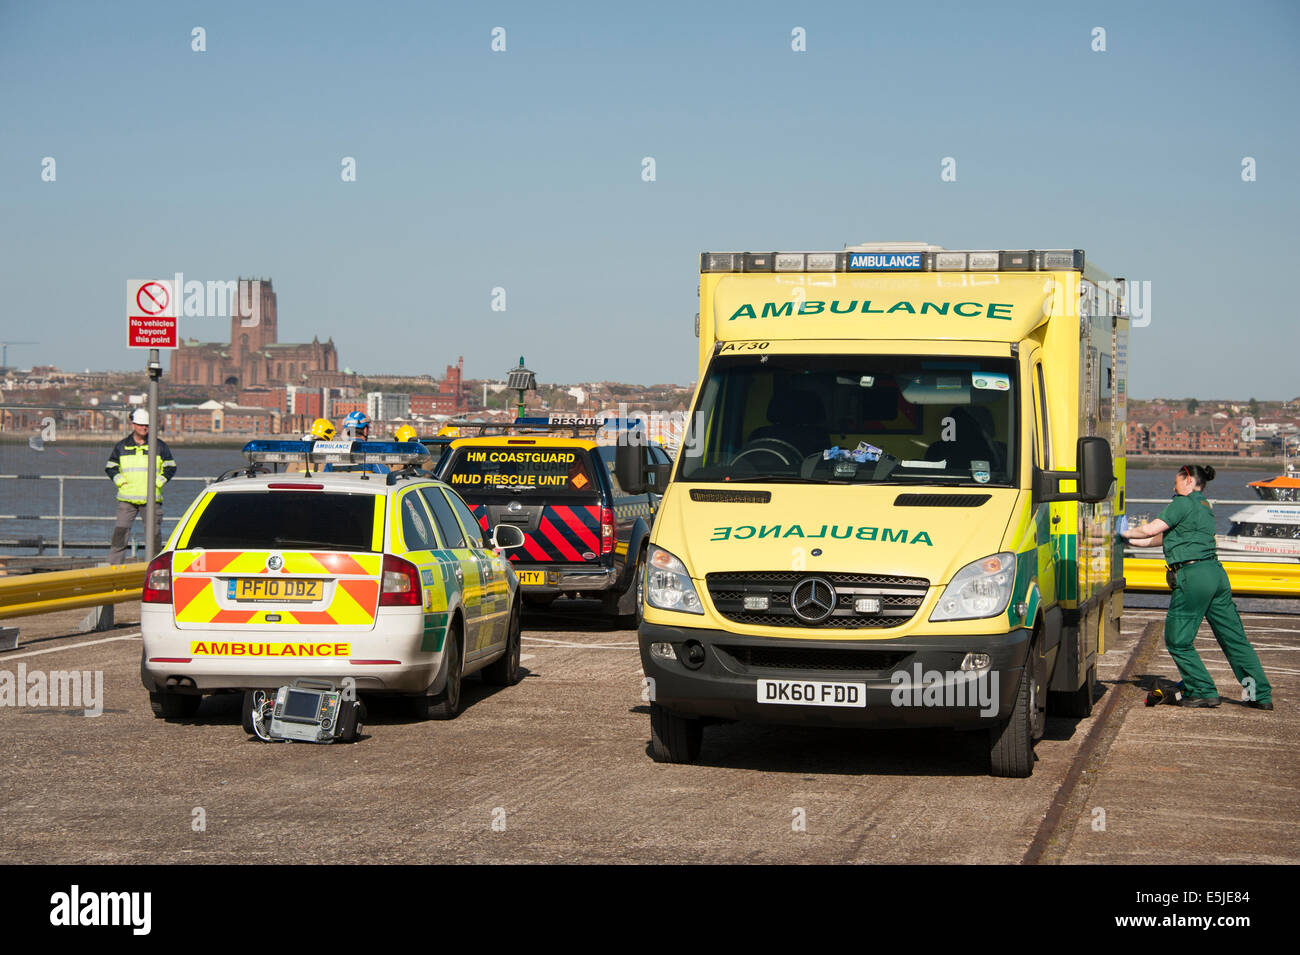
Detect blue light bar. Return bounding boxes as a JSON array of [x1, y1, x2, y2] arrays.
[[344, 441, 428, 465], [242, 440, 427, 467], [243, 440, 313, 463]]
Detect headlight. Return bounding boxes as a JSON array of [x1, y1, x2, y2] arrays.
[[929, 552, 1016, 621], [645, 545, 703, 614]]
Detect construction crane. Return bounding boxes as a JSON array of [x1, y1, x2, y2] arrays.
[[0, 341, 38, 369]]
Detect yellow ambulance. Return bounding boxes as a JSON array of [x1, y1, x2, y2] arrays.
[[622, 244, 1125, 776]]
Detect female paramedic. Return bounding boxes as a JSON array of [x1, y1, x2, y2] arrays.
[[1122, 464, 1273, 710]]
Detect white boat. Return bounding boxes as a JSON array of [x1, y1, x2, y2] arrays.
[[1215, 469, 1300, 560]]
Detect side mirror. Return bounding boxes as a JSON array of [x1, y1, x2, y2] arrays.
[[647, 462, 672, 491], [616, 442, 649, 495], [1076, 436, 1115, 503], [1033, 437, 1115, 504], [491, 524, 525, 550]]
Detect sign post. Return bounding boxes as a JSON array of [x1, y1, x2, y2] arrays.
[[127, 281, 176, 559], [145, 350, 162, 558]]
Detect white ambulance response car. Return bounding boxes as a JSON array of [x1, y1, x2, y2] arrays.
[[140, 440, 524, 723]]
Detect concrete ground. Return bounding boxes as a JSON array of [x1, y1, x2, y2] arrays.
[[0, 599, 1294, 864]]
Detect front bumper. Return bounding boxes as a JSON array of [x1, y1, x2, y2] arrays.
[[514, 564, 618, 596], [638, 620, 1031, 729]]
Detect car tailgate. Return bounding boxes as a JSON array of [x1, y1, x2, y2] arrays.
[[170, 550, 383, 629]]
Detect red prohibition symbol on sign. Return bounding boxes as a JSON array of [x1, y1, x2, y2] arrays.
[[136, 281, 170, 315]]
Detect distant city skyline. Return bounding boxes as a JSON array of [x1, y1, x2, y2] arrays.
[[2, 1, 1298, 397]]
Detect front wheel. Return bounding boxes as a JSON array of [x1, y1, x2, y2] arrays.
[[989, 657, 1036, 778], [611, 548, 647, 630], [649, 703, 703, 763]]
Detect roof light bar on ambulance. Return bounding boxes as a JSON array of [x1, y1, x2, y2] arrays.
[[700, 249, 1085, 273], [241, 440, 428, 468]]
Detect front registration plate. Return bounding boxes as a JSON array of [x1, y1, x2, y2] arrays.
[[756, 679, 866, 708], [516, 570, 546, 586], [227, 578, 324, 602]]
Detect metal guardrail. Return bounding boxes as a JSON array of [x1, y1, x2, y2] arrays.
[[1127, 496, 1261, 508], [1126, 495, 1300, 596], [0, 474, 212, 555], [0, 562, 148, 620], [1125, 557, 1300, 597]]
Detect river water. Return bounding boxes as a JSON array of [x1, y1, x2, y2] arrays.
[[0, 443, 248, 557], [0, 443, 1280, 556]]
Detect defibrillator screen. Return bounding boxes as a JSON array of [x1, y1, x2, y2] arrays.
[[283, 689, 322, 721]]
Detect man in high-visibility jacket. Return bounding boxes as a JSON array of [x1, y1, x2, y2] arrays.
[[105, 409, 177, 564]]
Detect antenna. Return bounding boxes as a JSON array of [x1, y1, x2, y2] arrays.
[[0, 342, 38, 368]]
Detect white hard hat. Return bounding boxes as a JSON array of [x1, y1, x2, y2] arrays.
[[131, 409, 150, 426]]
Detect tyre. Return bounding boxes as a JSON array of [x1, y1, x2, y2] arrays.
[[1029, 641, 1048, 741], [608, 548, 647, 630], [1049, 663, 1097, 719], [428, 624, 464, 720], [633, 554, 646, 628], [240, 690, 257, 734], [649, 702, 703, 763], [481, 602, 522, 687], [989, 656, 1035, 778], [149, 691, 201, 720]]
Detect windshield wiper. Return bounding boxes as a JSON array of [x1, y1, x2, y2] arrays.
[[722, 475, 820, 484]]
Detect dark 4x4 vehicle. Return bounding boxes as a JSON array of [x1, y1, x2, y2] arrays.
[[435, 421, 670, 625]]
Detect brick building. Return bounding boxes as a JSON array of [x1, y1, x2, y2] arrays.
[[170, 279, 339, 389], [1128, 417, 1246, 455]]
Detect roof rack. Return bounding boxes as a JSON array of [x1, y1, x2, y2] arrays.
[[441, 415, 646, 438]]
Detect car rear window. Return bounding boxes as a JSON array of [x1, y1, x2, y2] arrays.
[[442, 445, 599, 498], [185, 492, 377, 552]]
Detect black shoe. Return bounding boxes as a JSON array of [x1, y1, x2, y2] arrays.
[[1179, 696, 1221, 708], [1243, 700, 1274, 710]]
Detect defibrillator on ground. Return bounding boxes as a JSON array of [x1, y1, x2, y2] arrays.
[[249, 679, 361, 743]]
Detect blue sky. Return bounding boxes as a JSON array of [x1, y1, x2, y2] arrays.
[[2, 0, 1297, 397]]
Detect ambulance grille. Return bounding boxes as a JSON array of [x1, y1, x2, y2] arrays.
[[705, 572, 929, 629], [717, 645, 910, 673]]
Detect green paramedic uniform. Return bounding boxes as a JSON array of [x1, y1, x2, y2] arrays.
[[1158, 491, 1272, 704]]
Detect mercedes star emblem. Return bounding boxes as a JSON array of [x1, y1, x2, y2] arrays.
[[790, 576, 836, 624]]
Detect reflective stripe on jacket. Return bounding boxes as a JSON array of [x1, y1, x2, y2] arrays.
[[105, 438, 177, 504]]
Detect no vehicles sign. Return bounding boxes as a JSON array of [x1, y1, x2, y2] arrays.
[[127, 279, 178, 348]]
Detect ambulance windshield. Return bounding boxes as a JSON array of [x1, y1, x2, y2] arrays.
[[678, 354, 1018, 486]]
